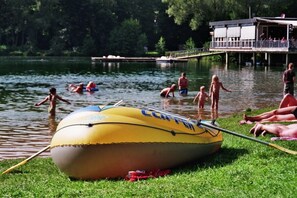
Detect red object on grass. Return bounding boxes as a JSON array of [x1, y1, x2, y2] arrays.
[[125, 169, 171, 182]]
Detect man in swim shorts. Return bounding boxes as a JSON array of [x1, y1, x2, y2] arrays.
[[283, 62, 295, 96], [178, 72, 188, 96]]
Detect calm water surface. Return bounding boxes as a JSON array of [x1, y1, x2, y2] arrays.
[[0, 57, 285, 160]]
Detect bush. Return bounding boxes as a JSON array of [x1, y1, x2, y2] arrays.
[[0, 45, 9, 55], [49, 36, 66, 56], [185, 37, 196, 50], [108, 19, 147, 56], [81, 36, 97, 56], [155, 36, 166, 56], [9, 50, 24, 56]]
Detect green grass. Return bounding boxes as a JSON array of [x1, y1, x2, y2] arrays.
[[1, 108, 296, 197]]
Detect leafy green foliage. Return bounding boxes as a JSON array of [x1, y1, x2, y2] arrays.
[[81, 36, 97, 56], [155, 36, 166, 55], [162, 0, 297, 30], [0, 0, 297, 55], [185, 37, 196, 50], [108, 19, 148, 56]]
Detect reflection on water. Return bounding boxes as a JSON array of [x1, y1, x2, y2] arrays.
[[0, 57, 285, 160], [48, 116, 58, 133]]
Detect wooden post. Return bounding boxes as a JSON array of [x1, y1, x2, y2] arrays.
[[225, 52, 229, 66]]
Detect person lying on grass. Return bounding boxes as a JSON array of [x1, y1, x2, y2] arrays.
[[241, 93, 297, 124], [250, 123, 297, 139], [242, 106, 297, 123]]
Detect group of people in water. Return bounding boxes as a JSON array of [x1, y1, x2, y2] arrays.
[[160, 67, 297, 139], [68, 81, 97, 93], [34, 65, 297, 139], [160, 72, 232, 110], [34, 81, 97, 117]]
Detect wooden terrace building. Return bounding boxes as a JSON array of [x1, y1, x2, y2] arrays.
[[209, 17, 297, 66]]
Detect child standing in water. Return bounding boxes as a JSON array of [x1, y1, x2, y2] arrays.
[[35, 87, 71, 117], [209, 75, 231, 109], [193, 86, 209, 108]]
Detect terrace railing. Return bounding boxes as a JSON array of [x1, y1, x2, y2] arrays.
[[210, 40, 297, 50], [167, 48, 208, 58]]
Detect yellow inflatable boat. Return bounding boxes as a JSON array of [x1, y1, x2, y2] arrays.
[[50, 106, 223, 180]]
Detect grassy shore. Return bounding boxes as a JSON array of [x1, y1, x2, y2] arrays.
[[1, 107, 296, 197]]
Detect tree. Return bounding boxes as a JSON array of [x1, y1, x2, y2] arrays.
[[108, 19, 148, 56], [135, 33, 148, 56], [185, 37, 195, 50], [1, 0, 296, 56], [162, 0, 229, 30], [81, 36, 97, 56], [162, 0, 297, 30], [155, 36, 166, 55]]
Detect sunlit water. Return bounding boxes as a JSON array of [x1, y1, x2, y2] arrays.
[[0, 57, 285, 160]]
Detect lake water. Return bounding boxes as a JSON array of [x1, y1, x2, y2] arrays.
[[0, 57, 285, 160]]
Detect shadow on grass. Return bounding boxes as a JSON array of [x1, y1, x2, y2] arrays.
[[173, 147, 249, 174], [66, 147, 248, 182], [67, 147, 249, 181]]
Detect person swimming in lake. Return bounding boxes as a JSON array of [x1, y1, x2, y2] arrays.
[[160, 84, 176, 98], [68, 83, 84, 93], [85, 81, 97, 92], [35, 87, 71, 117]]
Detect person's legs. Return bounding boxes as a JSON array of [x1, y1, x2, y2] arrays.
[[260, 114, 297, 122], [211, 95, 215, 109], [244, 106, 297, 122], [211, 96, 218, 109]]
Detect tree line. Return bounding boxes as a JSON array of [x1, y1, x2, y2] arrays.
[[0, 0, 296, 57]]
